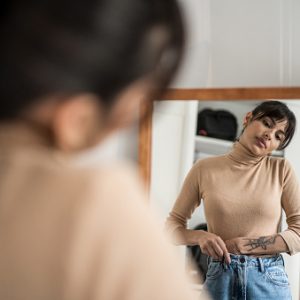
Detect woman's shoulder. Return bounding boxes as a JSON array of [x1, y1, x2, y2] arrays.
[[64, 160, 145, 201], [193, 154, 228, 169], [28, 155, 146, 213], [266, 155, 288, 166], [266, 155, 293, 173]]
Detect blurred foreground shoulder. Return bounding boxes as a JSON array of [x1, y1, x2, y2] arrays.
[[64, 161, 210, 300]]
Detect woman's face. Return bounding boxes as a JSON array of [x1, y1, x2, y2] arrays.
[[239, 115, 288, 156]]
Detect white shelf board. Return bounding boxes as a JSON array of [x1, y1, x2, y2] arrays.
[[194, 135, 233, 156], [194, 135, 284, 157]]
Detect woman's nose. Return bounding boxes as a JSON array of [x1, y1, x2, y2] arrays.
[[264, 128, 279, 140], [263, 131, 271, 140]]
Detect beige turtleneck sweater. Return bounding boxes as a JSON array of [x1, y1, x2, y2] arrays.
[[0, 122, 204, 300], [166, 141, 300, 256]]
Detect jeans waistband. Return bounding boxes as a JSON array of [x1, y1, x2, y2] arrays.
[[209, 254, 284, 273]]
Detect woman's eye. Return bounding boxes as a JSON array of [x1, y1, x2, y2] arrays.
[[276, 134, 284, 142], [263, 120, 271, 128]]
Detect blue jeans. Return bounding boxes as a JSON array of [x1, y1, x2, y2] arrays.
[[203, 254, 292, 300]]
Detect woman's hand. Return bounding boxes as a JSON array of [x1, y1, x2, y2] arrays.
[[224, 237, 243, 254], [197, 231, 231, 264]]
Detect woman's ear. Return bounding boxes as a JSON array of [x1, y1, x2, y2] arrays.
[[243, 112, 253, 127], [51, 94, 104, 152]]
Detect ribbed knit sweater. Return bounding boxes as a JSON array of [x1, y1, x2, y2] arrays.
[[166, 141, 300, 255]]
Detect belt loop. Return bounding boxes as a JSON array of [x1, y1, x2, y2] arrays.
[[207, 256, 211, 268], [281, 254, 285, 267], [258, 258, 265, 273], [222, 262, 228, 271], [222, 256, 228, 271]]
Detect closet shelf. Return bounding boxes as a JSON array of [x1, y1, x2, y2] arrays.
[[194, 135, 284, 157]]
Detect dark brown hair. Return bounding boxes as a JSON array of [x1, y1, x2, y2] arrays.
[[0, 0, 184, 120]]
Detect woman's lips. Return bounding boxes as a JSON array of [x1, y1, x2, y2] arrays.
[[256, 137, 266, 148]]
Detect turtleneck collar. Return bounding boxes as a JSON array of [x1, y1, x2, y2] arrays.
[[227, 141, 265, 166]]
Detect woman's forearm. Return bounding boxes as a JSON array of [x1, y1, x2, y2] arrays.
[[225, 234, 289, 255], [175, 229, 289, 255], [242, 234, 289, 255], [173, 228, 207, 246]]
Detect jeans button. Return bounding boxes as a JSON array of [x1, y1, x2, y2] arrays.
[[240, 257, 245, 263]]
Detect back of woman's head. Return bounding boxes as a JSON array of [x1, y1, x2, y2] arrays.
[[251, 100, 296, 150], [0, 0, 184, 120]]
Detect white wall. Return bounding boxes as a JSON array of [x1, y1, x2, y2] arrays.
[[209, 0, 282, 86], [172, 0, 300, 88], [150, 101, 198, 224], [283, 102, 300, 300], [171, 0, 211, 88], [286, 0, 300, 85]]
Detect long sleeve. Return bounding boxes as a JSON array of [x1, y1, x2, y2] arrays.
[[279, 159, 300, 255], [165, 161, 202, 238]]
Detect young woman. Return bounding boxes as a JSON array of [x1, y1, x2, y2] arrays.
[[166, 101, 300, 299], [0, 1, 208, 300]]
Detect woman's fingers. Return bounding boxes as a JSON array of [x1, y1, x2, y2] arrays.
[[205, 247, 220, 260], [216, 238, 231, 264], [198, 232, 231, 263], [202, 237, 231, 263], [210, 241, 224, 257], [204, 240, 223, 260]]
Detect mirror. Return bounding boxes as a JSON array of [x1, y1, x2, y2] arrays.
[[138, 87, 300, 298], [137, 1, 300, 297]]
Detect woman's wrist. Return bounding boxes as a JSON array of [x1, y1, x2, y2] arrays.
[[175, 228, 207, 246]]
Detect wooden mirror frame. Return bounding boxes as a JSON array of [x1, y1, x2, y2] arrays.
[[138, 87, 300, 193]]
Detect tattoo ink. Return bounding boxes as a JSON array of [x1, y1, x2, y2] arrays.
[[243, 235, 277, 251]]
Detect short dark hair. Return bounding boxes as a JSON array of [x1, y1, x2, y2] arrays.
[[0, 0, 184, 120], [251, 100, 296, 150]]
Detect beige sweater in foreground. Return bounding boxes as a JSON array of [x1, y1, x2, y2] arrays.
[[0, 123, 206, 300], [166, 141, 300, 256]]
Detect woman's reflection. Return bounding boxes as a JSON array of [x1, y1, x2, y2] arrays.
[[166, 100, 300, 300]]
